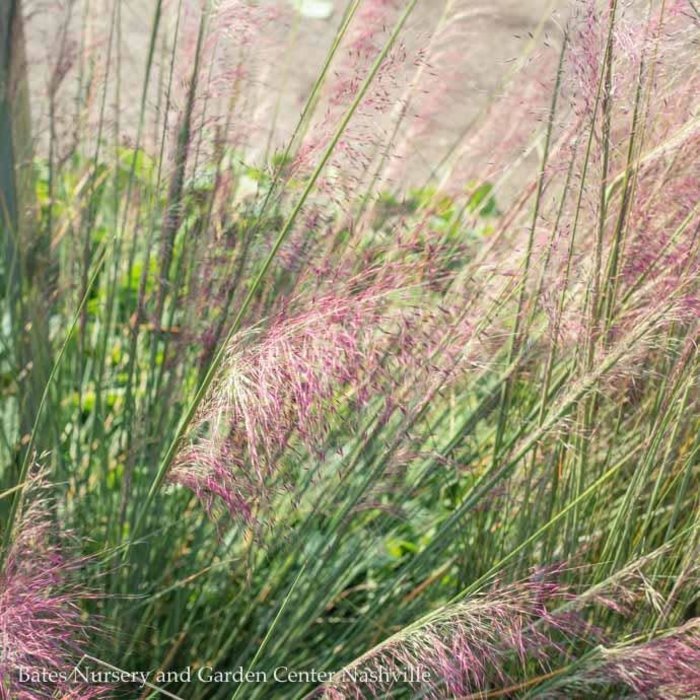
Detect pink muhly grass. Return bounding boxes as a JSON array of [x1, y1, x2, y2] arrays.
[[329, 0, 402, 105], [298, 47, 412, 211], [564, 0, 605, 118], [291, 0, 412, 204], [0, 477, 107, 700], [310, 572, 589, 699], [170, 273, 410, 522], [312, 560, 700, 699], [170, 440, 256, 524], [457, 0, 700, 358], [554, 619, 700, 699], [598, 621, 700, 699], [166, 0, 283, 164]]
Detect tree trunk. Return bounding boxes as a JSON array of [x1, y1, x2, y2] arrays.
[[1, 0, 51, 468]]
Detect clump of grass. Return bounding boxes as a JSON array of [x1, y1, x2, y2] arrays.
[[1, 0, 699, 698], [0, 470, 108, 699]]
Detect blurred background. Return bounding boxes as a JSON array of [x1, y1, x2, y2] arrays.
[[23, 0, 564, 188]]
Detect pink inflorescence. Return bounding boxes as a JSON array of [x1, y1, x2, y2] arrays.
[[0, 479, 107, 699], [311, 571, 588, 699], [170, 273, 406, 523], [601, 621, 700, 699]]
